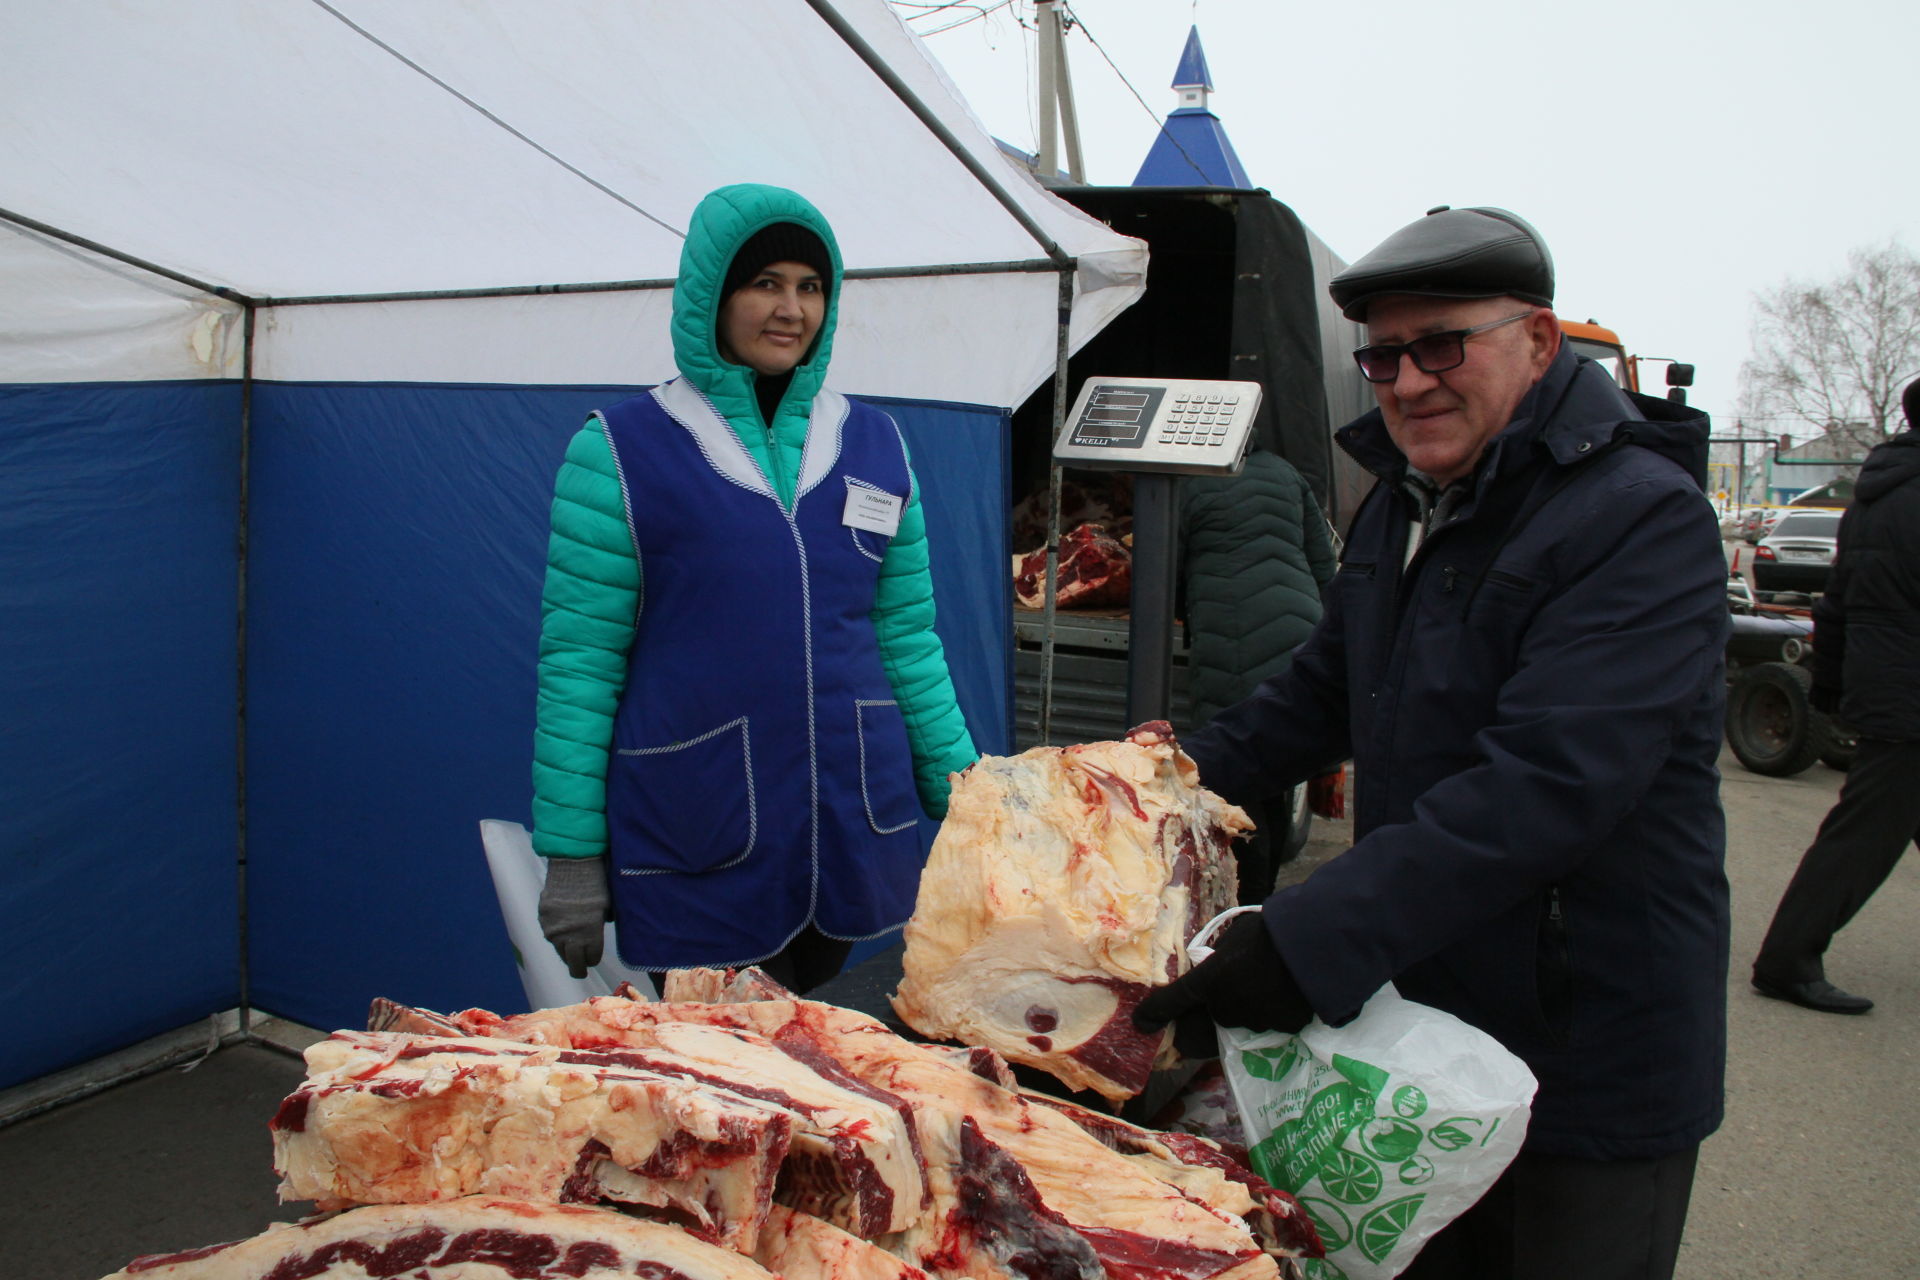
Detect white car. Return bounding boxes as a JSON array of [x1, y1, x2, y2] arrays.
[[1752, 509, 1844, 595]]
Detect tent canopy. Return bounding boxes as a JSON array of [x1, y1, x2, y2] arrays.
[[1, 0, 1146, 1096], [1, 0, 1144, 399]]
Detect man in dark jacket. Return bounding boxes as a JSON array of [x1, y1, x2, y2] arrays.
[[1179, 447, 1337, 897], [1136, 207, 1729, 1279], [1752, 378, 1920, 1014]]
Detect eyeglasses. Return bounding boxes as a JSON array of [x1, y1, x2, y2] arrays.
[[1352, 311, 1534, 384]]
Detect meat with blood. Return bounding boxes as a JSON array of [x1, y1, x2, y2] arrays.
[[271, 1031, 797, 1250], [388, 995, 928, 1239], [1013, 522, 1132, 610], [891, 722, 1250, 1102], [98, 1196, 781, 1280]]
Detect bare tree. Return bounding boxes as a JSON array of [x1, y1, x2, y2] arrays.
[[1740, 241, 1920, 454]]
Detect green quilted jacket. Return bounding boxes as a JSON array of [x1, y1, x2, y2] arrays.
[[532, 183, 977, 860], [1178, 450, 1338, 726]]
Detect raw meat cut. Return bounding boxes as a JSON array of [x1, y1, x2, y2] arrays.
[[664, 967, 800, 1003], [99, 1195, 780, 1279], [614, 996, 1309, 1280], [1013, 522, 1132, 610], [891, 723, 1251, 1102], [396, 997, 927, 1238], [753, 1204, 931, 1280], [270, 1031, 797, 1249], [1021, 1095, 1320, 1260]]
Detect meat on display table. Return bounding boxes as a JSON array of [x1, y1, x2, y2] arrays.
[[808, 942, 1202, 1127]]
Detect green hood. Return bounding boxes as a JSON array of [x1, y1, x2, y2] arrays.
[[671, 184, 842, 502]]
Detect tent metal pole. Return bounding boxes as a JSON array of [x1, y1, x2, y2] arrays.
[[1037, 266, 1073, 747], [0, 205, 254, 304], [259, 260, 1062, 308], [235, 302, 257, 1040], [802, 0, 1072, 269]]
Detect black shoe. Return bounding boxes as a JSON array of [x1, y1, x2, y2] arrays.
[[1752, 976, 1874, 1014]]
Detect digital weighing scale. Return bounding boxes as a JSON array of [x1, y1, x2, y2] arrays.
[[1044, 377, 1267, 725], [1052, 376, 1263, 476]]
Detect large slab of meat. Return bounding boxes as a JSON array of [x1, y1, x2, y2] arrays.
[[891, 723, 1251, 1102], [270, 1031, 798, 1249], [1013, 521, 1132, 610], [411, 997, 927, 1239], [577, 994, 1316, 1280], [100, 1195, 779, 1279]]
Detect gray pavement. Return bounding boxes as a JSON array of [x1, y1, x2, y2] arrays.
[[3, 744, 1912, 1277], [1284, 744, 1919, 1277]]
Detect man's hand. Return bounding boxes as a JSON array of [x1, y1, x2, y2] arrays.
[[537, 855, 610, 978], [1132, 913, 1315, 1058]]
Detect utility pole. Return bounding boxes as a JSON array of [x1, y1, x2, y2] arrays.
[[1033, 0, 1085, 183]]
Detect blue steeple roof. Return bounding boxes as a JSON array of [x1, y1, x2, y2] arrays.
[[1133, 27, 1250, 188], [1171, 25, 1213, 90]]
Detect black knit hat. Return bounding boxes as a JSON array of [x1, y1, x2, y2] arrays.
[[1904, 377, 1920, 430], [1330, 205, 1554, 321], [722, 222, 834, 300]]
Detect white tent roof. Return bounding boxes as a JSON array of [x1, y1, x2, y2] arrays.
[[0, 0, 1145, 406]]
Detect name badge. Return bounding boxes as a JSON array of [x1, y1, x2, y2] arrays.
[[843, 485, 903, 537]]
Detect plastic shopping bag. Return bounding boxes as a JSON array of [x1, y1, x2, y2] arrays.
[[478, 819, 657, 1009], [1195, 911, 1537, 1280]]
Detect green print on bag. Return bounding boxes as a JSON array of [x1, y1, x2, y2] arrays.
[[1249, 1053, 1389, 1195]]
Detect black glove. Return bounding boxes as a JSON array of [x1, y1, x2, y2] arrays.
[[1132, 913, 1315, 1059], [537, 855, 609, 978]]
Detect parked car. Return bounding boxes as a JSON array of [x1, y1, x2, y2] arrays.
[[1751, 509, 1843, 595], [1737, 505, 1791, 543]]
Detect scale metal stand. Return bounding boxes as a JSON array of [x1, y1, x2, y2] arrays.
[[1046, 376, 1264, 728]]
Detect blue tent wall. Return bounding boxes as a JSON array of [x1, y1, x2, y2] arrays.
[[1, 382, 242, 1091], [242, 383, 1010, 1032]]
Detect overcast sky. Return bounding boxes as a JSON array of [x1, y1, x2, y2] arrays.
[[896, 0, 1918, 439]]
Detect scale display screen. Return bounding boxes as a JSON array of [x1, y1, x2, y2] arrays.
[[1069, 386, 1164, 447], [1053, 376, 1263, 476]]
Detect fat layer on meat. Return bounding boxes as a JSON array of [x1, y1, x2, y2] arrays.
[[271, 1031, 795, 1250], [892, 723, 1251, 1101], [423, 997, 927, 1238], [98, 1195, 780, 1279]]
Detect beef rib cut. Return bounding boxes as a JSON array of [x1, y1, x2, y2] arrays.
[[99, 1195, 780, 1279]]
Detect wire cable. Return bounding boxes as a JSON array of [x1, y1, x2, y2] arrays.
[[1060, 1, 1215, 184]]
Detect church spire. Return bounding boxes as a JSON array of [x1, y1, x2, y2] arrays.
[[1132, 26, 1251, 188]]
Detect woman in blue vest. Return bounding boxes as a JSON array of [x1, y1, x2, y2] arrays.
[[531, 184, 977, 993]]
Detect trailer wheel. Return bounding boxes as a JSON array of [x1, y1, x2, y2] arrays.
[[1276, 784, 1312, 864], [1818, 717, 1857, 772], [1726, 662, 1822, 777]]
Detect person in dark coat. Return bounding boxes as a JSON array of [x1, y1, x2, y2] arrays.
[[1135, 206, 1729, 1280], [1752, 378, 1920, 1014], [1178, 447, 1336, 899]]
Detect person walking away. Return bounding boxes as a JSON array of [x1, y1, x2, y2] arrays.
[[1134, 205, 1729, 1279], [1178, 446, 1336, 900], [1751, 376, 1920, 1013], [530, 184, 977, 995]]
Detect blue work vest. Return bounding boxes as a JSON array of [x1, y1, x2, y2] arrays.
[[595, 378, 923, 969]]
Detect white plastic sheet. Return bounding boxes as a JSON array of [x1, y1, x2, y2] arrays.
[[477, 819, 657, 1009]]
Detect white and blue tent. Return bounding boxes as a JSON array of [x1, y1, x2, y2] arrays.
[[0, 0, 1146, 1097]]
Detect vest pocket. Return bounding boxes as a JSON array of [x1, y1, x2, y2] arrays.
[[612, 717, 756, 874], [856, 699, 919, 835]]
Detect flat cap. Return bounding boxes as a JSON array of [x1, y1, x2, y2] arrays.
[[1330, 206, 1554, 321], [1905, 377, 1920, 430]]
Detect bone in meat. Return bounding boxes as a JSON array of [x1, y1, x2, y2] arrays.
[[98, 1195, 780, 1279], [270, 1031, 795, 1250], [404, 996, 928, 1239], [754, 1204, 933, 1280], [892, 722, 1250, 1101], [628, 998, 1298, 1280]]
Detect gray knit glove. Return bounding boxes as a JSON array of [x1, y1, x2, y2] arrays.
[[537, 855, 609, 978]]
